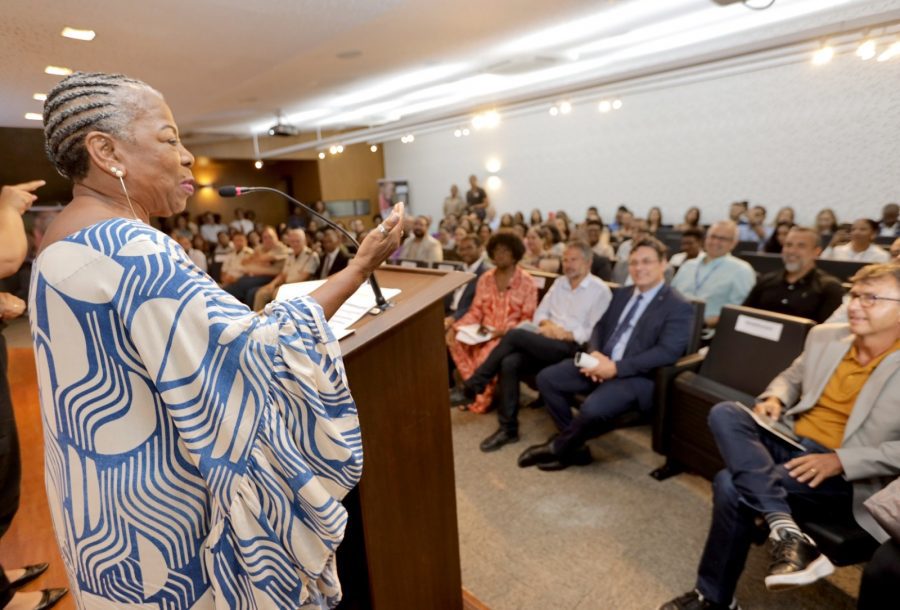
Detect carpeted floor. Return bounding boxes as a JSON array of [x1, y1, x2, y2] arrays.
[[450, 398, 862, 610]]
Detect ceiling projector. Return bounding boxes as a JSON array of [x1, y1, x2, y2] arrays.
[[267, 122, 299, 137]]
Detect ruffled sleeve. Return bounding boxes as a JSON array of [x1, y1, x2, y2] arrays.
[[111, 226, 361, 608]]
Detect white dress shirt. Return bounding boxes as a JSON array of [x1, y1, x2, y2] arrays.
[[534, 274, 612, 345]]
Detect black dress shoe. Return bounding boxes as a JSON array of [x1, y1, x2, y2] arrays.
[[9, 563, 49, 589], [33, 588, 68, 610], [461, 379, 481, 401], [449, 387, 468, 406], [479, 428, 519, 452], [537, 445, 593, 471], [517, 441, 557, 467]]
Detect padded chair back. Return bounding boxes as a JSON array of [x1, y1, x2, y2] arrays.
[[527, 269, 558, 303], [818, 258, 869, 282], [699, 305, 815, 396], [738, 252, 784, 276], [433, 260, 464, 271], [735, 240, 760, 255], [686, 299, 705, 356], [395, 258, 430, 269]]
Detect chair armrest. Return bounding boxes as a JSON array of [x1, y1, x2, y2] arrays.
[[651, 352, 706, 455]]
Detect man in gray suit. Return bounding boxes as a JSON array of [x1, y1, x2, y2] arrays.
[[661, 262, 900, 610]]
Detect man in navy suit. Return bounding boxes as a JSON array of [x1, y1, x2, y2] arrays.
[[520, 237, 692, 471]]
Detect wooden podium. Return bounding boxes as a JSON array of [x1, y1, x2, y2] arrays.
[[335, 266, 472, 609]]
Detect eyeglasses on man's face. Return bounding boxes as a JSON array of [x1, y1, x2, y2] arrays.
[[847, 291, 900, 308]]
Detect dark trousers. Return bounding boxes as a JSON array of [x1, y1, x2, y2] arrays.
[[536, 359, 642, 455], [224, 275, 271, 307], [858, 539, 900, 610], [0, 333, 21, 607], [695, 402, 854, 604], [467, 329, 577, 434]]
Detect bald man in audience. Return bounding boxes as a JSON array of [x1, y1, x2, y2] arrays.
[[398, 215, 443, 262], [878, 203, 899, 238], [671, 220, 756, 328], [742, 226, 843, 323], [661, 263, 900, 610], [252, 229, 319, 311]]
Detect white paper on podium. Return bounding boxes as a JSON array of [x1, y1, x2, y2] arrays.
[[275, 280, 401, 335]]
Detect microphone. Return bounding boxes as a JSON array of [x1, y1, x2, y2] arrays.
[[219, 185, 391, 313]]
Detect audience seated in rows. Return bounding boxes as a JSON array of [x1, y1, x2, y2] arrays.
[[461, 240, 613, 452], [223, 226, 290, 305], [444, 234, 491, 325], [519, 237, 693, 471], [660, 263, 900, 610], [447, 233, 537, 413], [316, 228, 350, 278]]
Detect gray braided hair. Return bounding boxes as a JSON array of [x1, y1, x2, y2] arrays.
[[43, 72, 160, 179]]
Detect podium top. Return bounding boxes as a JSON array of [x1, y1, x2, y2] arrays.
[[339, 266, 473, 356]]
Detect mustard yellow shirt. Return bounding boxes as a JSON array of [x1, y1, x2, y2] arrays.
[[795, 340, 900, 449]]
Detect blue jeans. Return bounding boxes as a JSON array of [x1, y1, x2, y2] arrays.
[[695, 402, 853, 604]]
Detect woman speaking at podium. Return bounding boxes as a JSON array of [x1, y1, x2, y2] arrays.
[[30, 72, 403, 609]]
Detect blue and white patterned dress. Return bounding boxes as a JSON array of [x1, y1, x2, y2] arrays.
[[28, 219, 362, 609]]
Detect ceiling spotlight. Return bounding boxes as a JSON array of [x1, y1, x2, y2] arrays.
[[61, 27, 96, 41], [318, 151, 326, 159], [24, 113, 42, 121], [549, 106, 559, 117], [485, 157, 502, 173], [33, 93, 47, 101], [336, 144, 344, 153], [877, 40, 900, 62], [462, 128, 470, 136], [254, 160, 263, 169], [486, 175, 502, 190], [370, 144, 378, 152], [407, 134, 415, 143], [483, 110, 501, 128], [612, 99, 623, 110], [559, 101, 572, 115], [812, 44, 834, 65], [856, 38, 877, 61], [329, 145, 338, 155], [598, 100, 612, 113], [454, 129, 462, 137], [44, 65, 73, 76]]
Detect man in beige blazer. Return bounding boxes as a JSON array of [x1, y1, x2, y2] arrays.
[[661, 263, 900, 610]]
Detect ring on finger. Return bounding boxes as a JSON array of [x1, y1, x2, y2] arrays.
[[377, 223, 388, 236]]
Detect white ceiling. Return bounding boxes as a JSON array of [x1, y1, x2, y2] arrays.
[[2, 0, 899, 145]]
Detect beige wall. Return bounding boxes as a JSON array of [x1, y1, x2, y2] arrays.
[[317, 143, 385, 214]]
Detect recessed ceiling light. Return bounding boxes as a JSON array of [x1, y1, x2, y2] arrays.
[[33, 93, 47, 101], [254, 160, 263, 169], [25, 113, 43, 121], [45, 65, 73, 76], [61, 27, 96, 41], [318, 152, 326, 159], [370, 144, 378, 152]]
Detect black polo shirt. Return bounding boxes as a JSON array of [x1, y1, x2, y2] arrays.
[[743, 267, 844, 323]]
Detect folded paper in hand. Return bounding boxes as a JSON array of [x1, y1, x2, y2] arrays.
[[455, 324, 494, 346]]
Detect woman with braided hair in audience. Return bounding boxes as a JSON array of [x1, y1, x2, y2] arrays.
[[31, 71, 404, 609]]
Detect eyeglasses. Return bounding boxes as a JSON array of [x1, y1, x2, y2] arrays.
[[847, 292, 900, 308]]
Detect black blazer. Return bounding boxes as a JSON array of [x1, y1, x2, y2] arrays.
[[444, 259, 489, 320], [317, 248, 349, 278], [587, 284, 693, 410]]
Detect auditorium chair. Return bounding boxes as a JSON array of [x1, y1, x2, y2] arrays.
[[651, 305, 815, 480], [432, 260, 465, 271]]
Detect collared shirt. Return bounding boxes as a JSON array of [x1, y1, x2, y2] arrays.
[[442, 196, 466, 217], [399, 234, 443, 262], [737, 222, 771, 246], [821, 243, 891, 263], [671, 253, 756, 318], [230, 219, 254, 234], [450, 254, 488, 311], [534, 274, 612, 345], [610, 281, 665, 361], [282, 247, 320, 283], [743, 267, 844, 323], [221, 246, 254, 279], [795, 339, 900, 449]]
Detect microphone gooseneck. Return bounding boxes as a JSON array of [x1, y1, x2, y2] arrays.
[[218, 185, 391, 312]]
